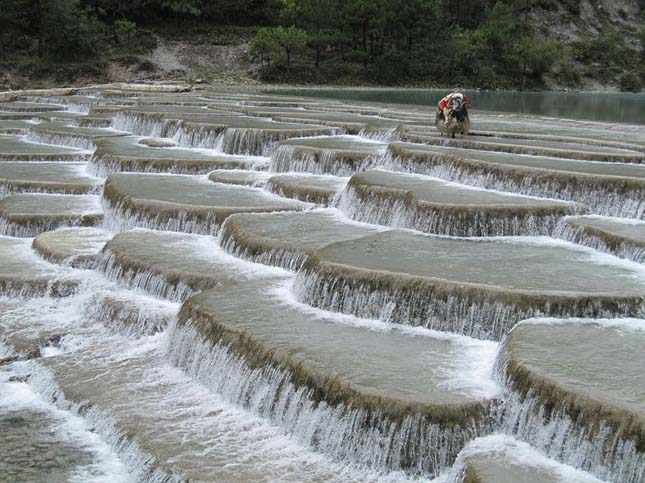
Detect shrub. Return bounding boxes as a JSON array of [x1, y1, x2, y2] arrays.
[[114, 19, 137, 45], [619, 71, 642, 92]]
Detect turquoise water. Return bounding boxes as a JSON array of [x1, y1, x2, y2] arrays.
[[268, 88, 645, 125]]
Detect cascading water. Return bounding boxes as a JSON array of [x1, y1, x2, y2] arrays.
[[334, 182, 582, 237], [26, 131, 97, 151], [380, 150, 645, 219], [492, 345, 644, 483], [552, 217, 645, 264], [167, 317, 489, 476], [1, 89, 641, 483]]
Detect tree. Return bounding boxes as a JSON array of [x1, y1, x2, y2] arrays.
[[250, 27, 276, 67], [517, 35, 560, 88], [114, 18, 137, 45], [40, 0, 104, 60], [269, 25, 307, 67]]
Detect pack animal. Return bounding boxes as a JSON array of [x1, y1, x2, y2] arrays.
[[435, 93, 471, 138]]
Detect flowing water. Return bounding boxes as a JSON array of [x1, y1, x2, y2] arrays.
[[269, 88, 645, 125], [0, 85, 642, 483]]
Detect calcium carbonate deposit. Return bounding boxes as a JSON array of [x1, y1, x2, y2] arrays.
[[0, 84, 643, 483]]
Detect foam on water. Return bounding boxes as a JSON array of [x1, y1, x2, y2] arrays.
[[443, 434, 609, 483], [518, 316, 645, 333], [270, 278, 500, 400], [0, 355, 131, 482], [492, 324, 645, 483], [1, 271, 435, 482], [380, 149, 645, 219], [167, 316, 487, 477]]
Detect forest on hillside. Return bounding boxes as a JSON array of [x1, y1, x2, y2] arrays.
[[1, 0, 643, 90]]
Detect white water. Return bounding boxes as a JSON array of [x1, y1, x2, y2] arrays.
[[0, 92, 640, 483], [0, 357, 131, 483], [0, 260, 438, 482]]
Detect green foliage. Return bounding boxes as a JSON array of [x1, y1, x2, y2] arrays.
[[114, 19, 137, 45], [250, 27, 277, 66], [271, 26, 307, 66], [248, 0, 579, 88], [0, 0, 639, 89], [41, 0, 105, 60], [252, 25, 307, 67], [157, 0, 201, 15], [619, 72, 642, 93]]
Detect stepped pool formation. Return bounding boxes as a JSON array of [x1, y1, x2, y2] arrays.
[[0, 83, 642, 483]]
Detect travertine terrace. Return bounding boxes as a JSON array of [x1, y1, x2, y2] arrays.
[[0, 83, 642, 483]]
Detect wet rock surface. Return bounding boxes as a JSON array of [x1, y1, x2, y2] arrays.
[[0, 133, 89, 161], [0, 194, 103, 237], [497, 319, 645, 482], [103, 172, 303, 234], [176, 276, 497, 474], [554, 215, 645, 263], [386, 142, 645, 218], [0, 162, 102, 196], [339, 169, 585, 236], [221, 209, 381, 270], [296, 230, 645, 339], [32, 227, 112, 267], [267, 173, 347, 204], [0, 85, 640, 483]]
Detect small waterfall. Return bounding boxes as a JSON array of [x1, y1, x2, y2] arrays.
[[335, 183, 582, 237], [94, 249, 198, 302], [492, 348, 645, 483], [171, 123, 226, 151], [110, 112, 289, 155], [110, 112, 167, 138], [20, 362, 182, 483], [0, 181, 102, 198], [166, 316, 492, 477], [82, 292, 178, 338], [173, 125, 286, 156], [0, 151, 92, 162], [66, 103, 91, 114], [381, 150, 645, 219], [0, 214, 102, 238], [293, 263, 645, 341], [101, 198, 222, 236], [26, 131, 97, 151], [15, 96, 66, 105], [88, 156, 222, 177], [553, 219, 645, 264], [221, 128, 276, 155], [219, 220, 309, 271], [358, 127, 399, 143], [270, 145, 379, 176], [0, 272, 79, 299]]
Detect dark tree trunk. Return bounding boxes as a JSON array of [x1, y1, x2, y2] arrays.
[[362, 19, 368, 52], [33, 0, 43, 58]]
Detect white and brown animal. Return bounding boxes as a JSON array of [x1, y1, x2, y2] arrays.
[[435, 92, 471, 138]]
